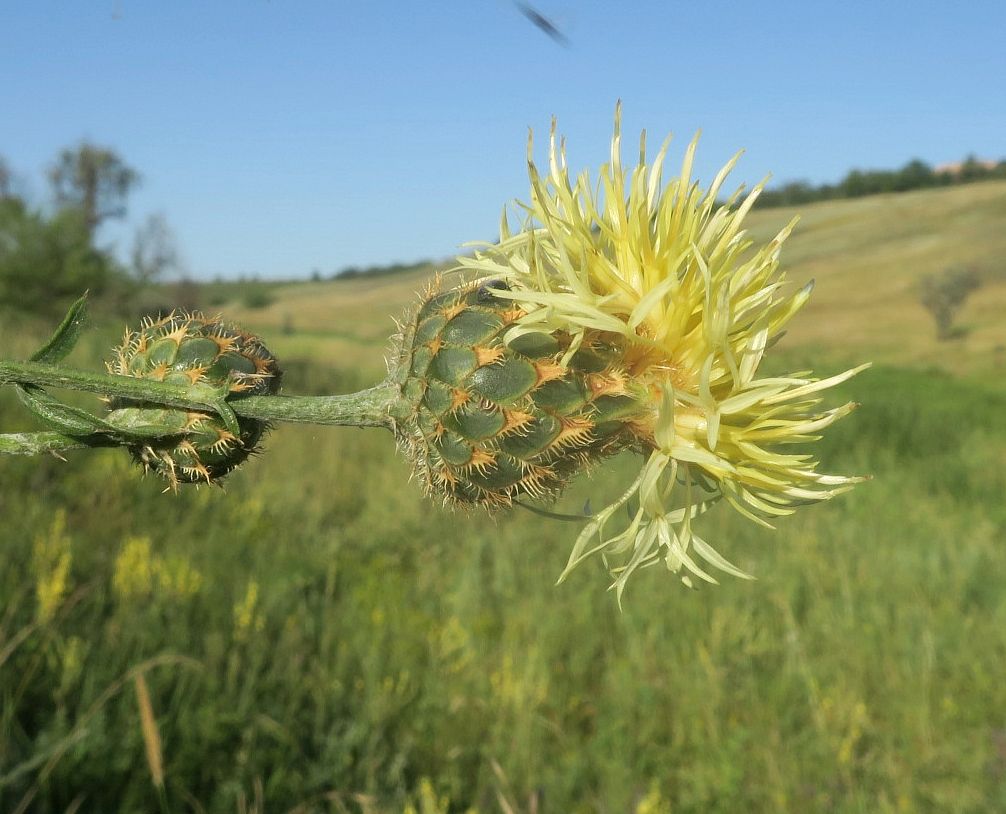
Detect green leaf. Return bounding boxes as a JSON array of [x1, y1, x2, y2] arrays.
[[30, 294, 89, 363], [210, 398, 241, 438], [16, 296, 102, 436], [16, 385, 117, 435]]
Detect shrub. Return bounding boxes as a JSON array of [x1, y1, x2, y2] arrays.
[[919, 266, 982, 340]]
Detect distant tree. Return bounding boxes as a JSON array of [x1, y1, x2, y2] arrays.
[[761, 180, 817, 207], [839, 169, 868, 198], [958, 154, 987, 183], [895, 159, 933, 191], [131, 213, 180, 285], [919, 266, 982, 341], [0, 198, 122, 314], [0, 156, 14, 201], [49, 142, 140, 235]]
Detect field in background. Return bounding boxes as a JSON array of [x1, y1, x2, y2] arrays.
[[2, 183, 1006, 812]]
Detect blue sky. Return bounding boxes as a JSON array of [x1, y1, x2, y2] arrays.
[[3, 1, 1004, 279]]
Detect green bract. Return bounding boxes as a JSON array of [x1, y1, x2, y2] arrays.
[[107, 312, 281, 487], [390, 280, 652, 508]]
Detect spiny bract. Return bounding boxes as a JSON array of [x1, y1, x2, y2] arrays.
[[390, 279, 652, 508], [108, 311, 281, 487]]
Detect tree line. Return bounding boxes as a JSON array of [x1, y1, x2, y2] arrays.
[[334, 260, 433, 280], [757, 154, 1006, 208]]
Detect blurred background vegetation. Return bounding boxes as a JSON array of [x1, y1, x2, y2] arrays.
[[2, 145, 1006, 812]]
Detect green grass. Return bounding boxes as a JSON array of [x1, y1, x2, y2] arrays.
[[2, 184, 1006, 812]]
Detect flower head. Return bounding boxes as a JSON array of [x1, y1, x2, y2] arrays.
[[459, 104, 867, 599]]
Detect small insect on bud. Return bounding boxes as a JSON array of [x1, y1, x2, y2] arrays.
[[476, 279, 510, 302], [107, 311, 281, 487]]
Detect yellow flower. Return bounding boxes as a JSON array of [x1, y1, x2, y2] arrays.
[[460, 104, 867, 598], [33, 510, 72, 623], [113, 536, 155, 600], [113, 535, 203, 601], [233, 580, 264, 640]]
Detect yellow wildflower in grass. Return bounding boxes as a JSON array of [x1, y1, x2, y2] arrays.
[[403, 778, 454, 814], [154, 555, 203, 598], [113, 536, 202, 601], [460, 105, 868, 598], [33, 509, 73, 623], [56, 635, 86, 698], [113, 536, 156, 600], [635, 782, 672, 814], [233, 580, 264, 641]]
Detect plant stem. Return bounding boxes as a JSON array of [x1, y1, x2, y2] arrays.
[[0, 360, 399, 429], [232, 388, 398, 427], [0, 360, 208, 405], [0, 431, 118, 456]]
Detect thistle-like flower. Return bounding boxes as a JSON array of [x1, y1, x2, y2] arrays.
[[457, 105, 868, 597]]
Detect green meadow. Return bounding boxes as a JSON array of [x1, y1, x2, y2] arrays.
[[2, 182, 1006, 812]]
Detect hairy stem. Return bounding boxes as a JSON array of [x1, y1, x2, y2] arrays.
[[0, 360, 399, 429], [231, 388, 397, 427]]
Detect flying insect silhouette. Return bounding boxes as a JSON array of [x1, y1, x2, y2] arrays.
[[514, 2, 570, 46]]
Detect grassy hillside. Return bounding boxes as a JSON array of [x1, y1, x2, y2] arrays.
[[2, 183, 1006, 812], [207, 181, 1006, 380], [743, 181, 1006, 373]]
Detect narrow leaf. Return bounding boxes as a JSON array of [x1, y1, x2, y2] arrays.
[[30, 294, 89, 363], [16, 386, 117, 435]]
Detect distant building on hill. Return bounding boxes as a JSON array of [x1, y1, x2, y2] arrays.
[[935, 158, 999, 176]]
